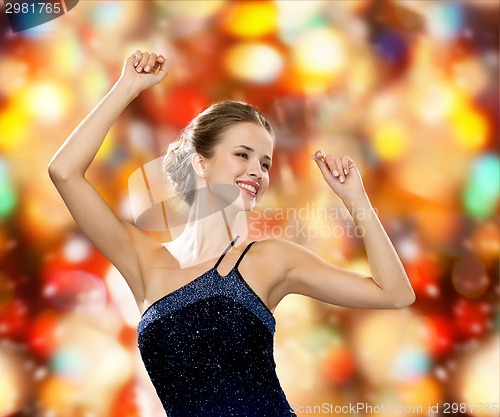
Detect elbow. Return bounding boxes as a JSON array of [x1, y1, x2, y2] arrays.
[[48, 162, 64, 183], [47, 160, 75, 183], [392, 290, 416, 309]]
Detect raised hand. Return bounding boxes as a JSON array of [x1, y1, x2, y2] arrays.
[[118, 50, 168, 96], [310, 150, 366, 203]]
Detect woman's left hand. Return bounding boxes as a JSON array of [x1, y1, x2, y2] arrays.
[[310, 150, 366, 202]]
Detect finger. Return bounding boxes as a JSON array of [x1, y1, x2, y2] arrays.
[[341, 155, 350, 176], [153, 55, 165, 74], [334, 157, 345, 183], [314, 150, 324, 160], [311, 153, 334, 181], [133, 50, 142, 67], [136, 51, 150, 73], [154, 56, 168, 75], [144, 53, 157, 73], [325, 155, 339, 177]]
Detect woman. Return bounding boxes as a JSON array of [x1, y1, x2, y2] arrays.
[[49, 50, 415, 417]]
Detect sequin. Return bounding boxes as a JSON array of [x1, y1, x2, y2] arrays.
[[137, 240, 297, 417]]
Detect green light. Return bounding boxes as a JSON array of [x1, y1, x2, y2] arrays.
[[463, 154, 499, 219], [0, 159, 17, 219]]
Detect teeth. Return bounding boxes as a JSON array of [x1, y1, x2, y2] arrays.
[[237, 182, 257, 194]]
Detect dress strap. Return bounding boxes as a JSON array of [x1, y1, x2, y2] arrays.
[[234, 241, 257, 270], [213, 235, 240, 269]]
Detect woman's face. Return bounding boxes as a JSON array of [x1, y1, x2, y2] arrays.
[[203, 122, 274, 211]]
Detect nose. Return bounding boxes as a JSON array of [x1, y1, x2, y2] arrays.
[[247, 159, 263, 179]]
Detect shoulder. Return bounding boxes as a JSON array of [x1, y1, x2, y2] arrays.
[[250, 238, 305, 271]]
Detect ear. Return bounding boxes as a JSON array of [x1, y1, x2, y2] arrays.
[[191, 153, 206, 178]]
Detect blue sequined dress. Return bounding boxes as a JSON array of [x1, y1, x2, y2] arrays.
[[137, 237, 297, 417]]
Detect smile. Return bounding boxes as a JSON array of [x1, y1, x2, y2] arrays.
[[236, 181, 259, 197]]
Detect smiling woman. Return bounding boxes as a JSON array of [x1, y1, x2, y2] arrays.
[[47, 50, 415, 417]]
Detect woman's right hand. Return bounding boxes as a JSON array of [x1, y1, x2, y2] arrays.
[[117, 50, 168, 96]]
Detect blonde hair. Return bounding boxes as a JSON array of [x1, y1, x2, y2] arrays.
[[162, 101, 273, 206]]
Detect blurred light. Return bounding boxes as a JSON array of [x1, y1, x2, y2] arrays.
[[0, 272, 15, 305], [394, 347, 431, 381], [91, 2, 124, 26], [372, 121, 408, 161], [0, 299, 29, 340], [28, 310, 62, 358], [463, 154, 499, 219], [43, 270, 107, 313], [0, 346, 30, 415], [411, 80, 456, 124], [352, 310, 417, 386], [51, 346, 87, 380], [225, 43, 284, 84], [222, 1, 278, 38], [105, 265, 141, 327], [306, 324, 343, 357], [50, 36, 84, 75], [375, 30, 408, 65], [322, 344, 356, 384], [155, 0, 225, 34], [22, 181, 76, 241], [425, 2, 465, 40], [63, 235, 93, 263], [292, 27, 346, 92], [453, 58, 490, 97], [453, 298, 492, 340], [111, 382, 141, 417], [0, 159, 17, 219], [427, 315, 455, 358], [276, 1, 327, 43], [155, 0, 225, 19], [0, 104, 31, 151], [452, 255, 489, 298], [25, 81, 73, 123], [456, 335, 500, 416], [128, 120, 155, 152], [397, 377, 442, 414], [471, 222, 500, 260], [162, 87, 210, 126], [449, 104, 488, 151], [38, 375, 80, 413], [81, 62, 111, 103], [274, 294, 322, 334], [396, 235, 422, 262], [406, 253, 442, 297], [0, 58, 28, 96], [94, 129, 116, 161]]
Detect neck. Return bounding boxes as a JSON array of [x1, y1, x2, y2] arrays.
[[167, 188, 249, 268]]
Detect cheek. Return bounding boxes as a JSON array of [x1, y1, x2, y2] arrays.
[[261, 177, 270, 192]]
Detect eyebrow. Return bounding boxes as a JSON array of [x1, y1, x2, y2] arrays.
[[233, 145, 272, 162]]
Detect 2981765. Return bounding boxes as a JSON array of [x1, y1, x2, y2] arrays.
[[5, 2, 61, 14]]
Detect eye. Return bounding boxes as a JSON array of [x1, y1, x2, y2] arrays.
[[236, 152, 248, 159], [261, 162, 271, 172]]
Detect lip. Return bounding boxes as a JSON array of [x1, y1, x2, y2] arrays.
[[236, 180, 260, 198]]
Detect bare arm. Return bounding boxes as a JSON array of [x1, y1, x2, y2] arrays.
[[48, 51, 168, 300], [279, 152, 415, 309]]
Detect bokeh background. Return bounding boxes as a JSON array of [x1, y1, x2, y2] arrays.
[[0, 1, 499, 416]]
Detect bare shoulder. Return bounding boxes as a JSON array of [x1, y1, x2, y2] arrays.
[[248, 238, 308, 281], [253, 238, 307, 266]]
